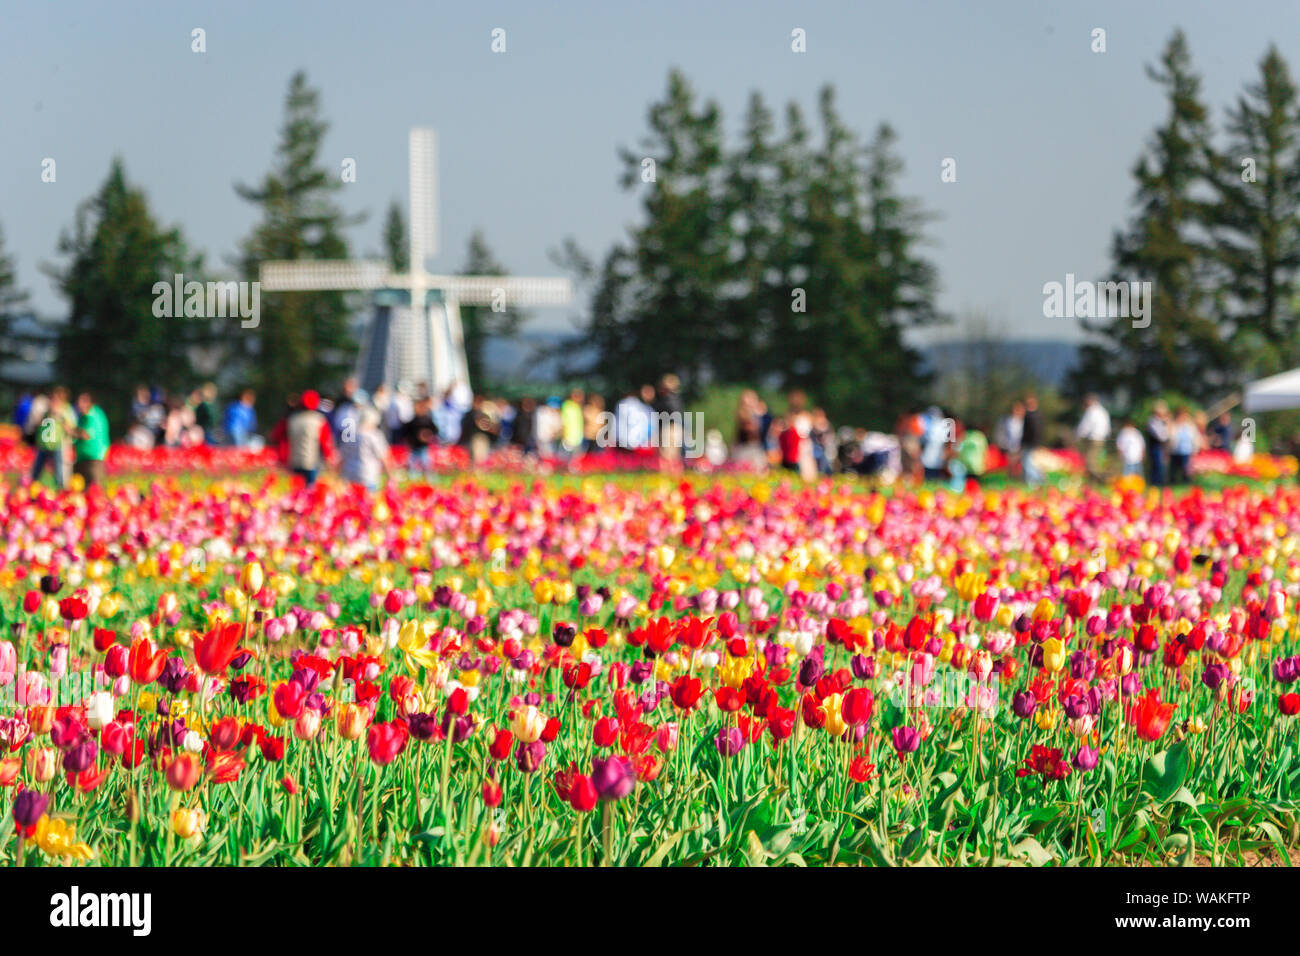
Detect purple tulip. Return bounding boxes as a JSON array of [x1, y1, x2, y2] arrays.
[[715, 726, 744, 757], [797, 652, 825, 690], [1073, 746, 1100, 771], [629, 660, 654, 685], [408, 712, 438, 741], [63, 739, 97, 773], [851, 654, 877, 680], [591, 755, 636, 801], [1012, 690, 1038, 719], [159, 657, 191, 694], [1202, 661, 1231, 691], [12, 789, 48, 827], [514, 739, 547, 774], [891, 725, 921, 757]]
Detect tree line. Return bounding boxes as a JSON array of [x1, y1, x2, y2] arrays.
[[3, 32, 1300, 433]]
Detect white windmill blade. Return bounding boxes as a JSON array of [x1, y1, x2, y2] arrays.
[[409, 127, 437, 268], [259, 260, 391, 291], [436, 275, 574, 307]]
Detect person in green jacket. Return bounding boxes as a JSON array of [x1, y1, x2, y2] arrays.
[[948, 424, 988, 492], [560, 388, 585, 461], [72, 391, 110, 488]]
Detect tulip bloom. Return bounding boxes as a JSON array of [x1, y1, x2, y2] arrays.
[[1127, 689, 1177, 742], [367, 721, 409, 765], [127, 637, 168, 686], [166, 752, 203, 791], [591, 754, 635, 801], [669, 675, 704, 710], [891, 725, 921, 759], [194, 622, 244, 676], [569, 773, 599, 812]]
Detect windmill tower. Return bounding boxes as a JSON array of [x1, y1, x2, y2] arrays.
[[259, 128, 572, 396]]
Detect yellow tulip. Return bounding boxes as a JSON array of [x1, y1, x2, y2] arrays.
[[172, 807, 206, 838], [238, 561, 264, 596], [822, 694, 848, 737], [1042, 637, 1067, 673], [34, 816, 94, 860]]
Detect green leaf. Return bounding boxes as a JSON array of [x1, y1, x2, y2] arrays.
[[1142, 741, 1190, 804], [1011, 836, 1055, 866]]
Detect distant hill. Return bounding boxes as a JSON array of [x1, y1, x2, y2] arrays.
[[482, 331, 1080, 388], [918, 339, 1079, 388]]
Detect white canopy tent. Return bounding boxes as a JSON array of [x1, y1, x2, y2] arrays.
[[1243, 368, 1300, 413]]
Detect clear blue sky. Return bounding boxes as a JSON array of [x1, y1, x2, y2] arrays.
[[3, 0, 1297, 340]]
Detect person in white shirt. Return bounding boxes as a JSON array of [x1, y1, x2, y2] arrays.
[[1076, 394, 1111, 482], [1115, 420, 1146, 477]]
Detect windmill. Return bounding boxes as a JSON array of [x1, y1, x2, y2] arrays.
[[259, 128, 572, 397]]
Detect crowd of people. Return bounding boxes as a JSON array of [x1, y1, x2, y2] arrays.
[[12, 387, 110, 488], [989, 393, 1250, 487], [9, 375, 1260, 491]]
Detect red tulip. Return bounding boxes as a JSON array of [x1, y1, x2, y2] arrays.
[[127, 637, 168, 686], [166, 752, 202, 791], [592, 716, 619, 747], [273, 682, 307, 719], [841, 687, 874, 725], [670, 675, 704, 710], [209, 716, 241, 751], [489, 728, 514, 760], [1127, 688, 1177, 742], [93, 628, 118, 652], [193, 622, 244, 676], [367, 721, 409, 765], [568, 773, 598, 812]]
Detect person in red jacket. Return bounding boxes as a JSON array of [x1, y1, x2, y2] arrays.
[[283, 390, 334, 486]]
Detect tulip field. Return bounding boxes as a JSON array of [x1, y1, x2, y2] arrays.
[[3, 473, 1300, 867]]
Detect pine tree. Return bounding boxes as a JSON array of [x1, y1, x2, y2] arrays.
[[579, 71, 941, 425], [715, 92, 780, 384], [588, 69, 729, 394], [456, 231, 525, 387], [1207, 45, 1300, 377], [49, 158, 201, 432], [235, 71, 360, 412], [0, 222, 31, 390], [383, 201, 407, 272], [1073, 31, 1228, 406]]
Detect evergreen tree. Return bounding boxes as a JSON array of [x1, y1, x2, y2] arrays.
[[456, 231, 525, 387], [49, 158, 201, 432], [715, 92, 781, 384], [0, 222, 31, 387], [586, 69, 729, 395], [383, 201, 407, 272], [578, 71, 941, 425], [1073, 31, 1228, 405], [235, 71, 360, 413], [767, 98, 941, 425], [1207, 45, 1300, 377]]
